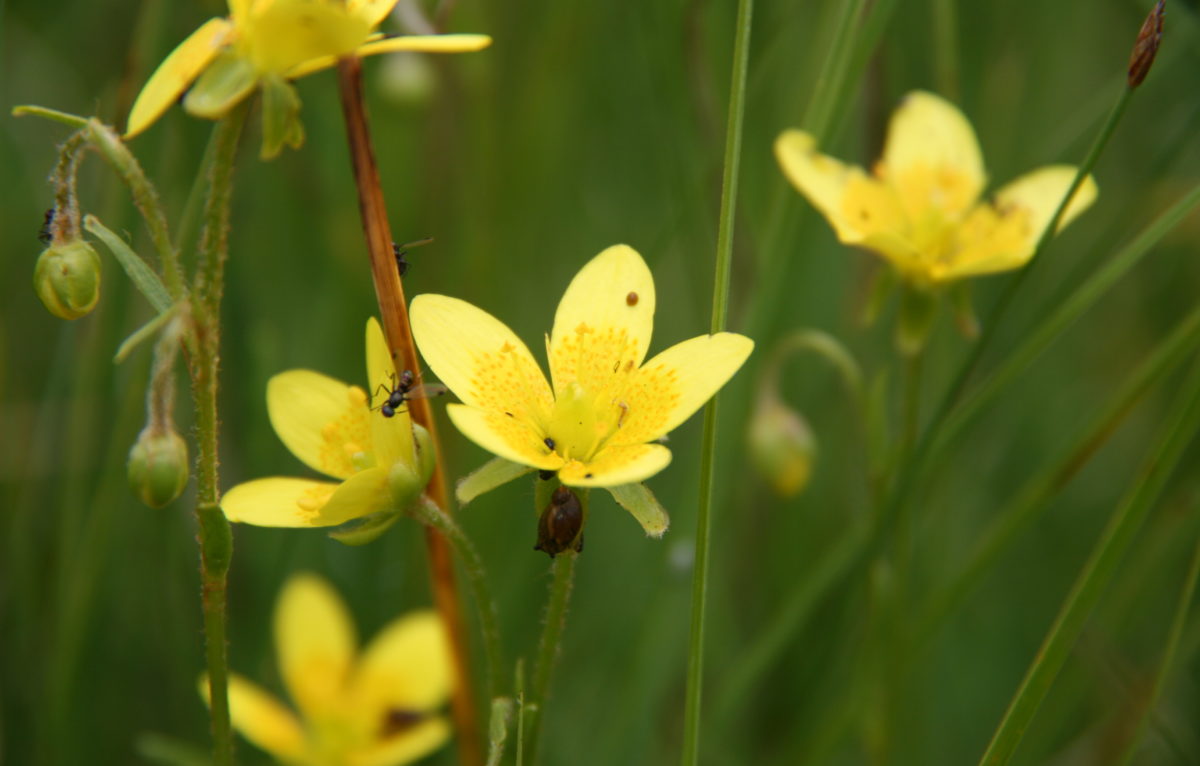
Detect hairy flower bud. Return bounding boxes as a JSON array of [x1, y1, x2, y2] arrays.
[[128, 428, 189, 508], [34, 240, 101, 320], [748, 396, 817, 498]]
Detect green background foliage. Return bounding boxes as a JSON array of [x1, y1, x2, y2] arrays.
[[3, 0, 1199, 764]]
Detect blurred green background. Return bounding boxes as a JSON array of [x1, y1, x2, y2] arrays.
[[3, 0, 1200, 764]]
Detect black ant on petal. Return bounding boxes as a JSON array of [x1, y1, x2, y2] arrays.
[[372, 370, 447, 418]]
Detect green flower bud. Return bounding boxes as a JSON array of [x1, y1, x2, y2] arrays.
[[748, 396, 817, 498], [389, 461, 425, 512], [34, 240, 101, 320], [128, 428, 189, 508]]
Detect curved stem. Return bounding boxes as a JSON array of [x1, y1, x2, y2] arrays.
[[682, 1, 753, 763], [524, 549, 578, 764], [411, 497, 505, 702], [188, 105, 248, 766]]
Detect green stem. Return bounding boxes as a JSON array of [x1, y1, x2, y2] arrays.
[[977, 357, 1200, 766], [931, 0, 959, 98], [1115, 526, 1200, 766], [681, 0, 752, 763], [412, 497, 505, 702], [803, 0, 867, 142], [84, 119, 185, 300], [931, 178, 1200, 461], [524, 549, 578, 764], [918, 303, 1200, 645], [188, 105, 247, 766]]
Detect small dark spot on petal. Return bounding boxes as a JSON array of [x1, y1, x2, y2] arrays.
[[544, 437, 556, 450], [585, 473, 594, 479], [504, 411, 514, 417], [626, 291, 639, 306]]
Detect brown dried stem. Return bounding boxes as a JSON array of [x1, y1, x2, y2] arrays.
[[336, 56, 481, 766]]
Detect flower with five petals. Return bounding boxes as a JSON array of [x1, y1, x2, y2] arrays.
[[411, 245, 753, 534], [220, 318, 432, 528], [125, 0, 491, 156], [775, 90, 1098, 286], [202, 573, 453, 766]]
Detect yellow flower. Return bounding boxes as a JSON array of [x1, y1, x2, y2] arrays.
[[775, 91, 1098, 286], [410, 245, 754, 491], [125, 0, 491, 142], [220, 318, 430, 528], [202, 573, 453, 766]]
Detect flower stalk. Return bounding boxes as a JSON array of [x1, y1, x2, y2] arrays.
[[682, 0, 753, 762], [335, 55, 480, 766], [188, 103, 248, 766]]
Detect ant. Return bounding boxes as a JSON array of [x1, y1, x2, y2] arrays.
[[372, 369, 447, 417], [37, 207, 55, 244], [392, 237, 434, 278]]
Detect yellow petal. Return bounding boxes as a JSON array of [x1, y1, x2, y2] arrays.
[[411, 294, 554, 419], [348, 0, 400, 27], [445, 404, 563, 470], [241, 0, 374, 73], [879, 91, 986, 219], [608, 333, 754, 447], [775, 129, 873, 243], [125, 18, 233, 138], [220, 470, 391, 527], [365, 318, 415, 469], [268, 370, 374, 480], [276, 572, 357, 722], [352, 611, 453, 713], [200, 674, 308, 763], [558, 443, 672, 488], [547, 245, 656, 398], [995, 165, 1098, 239], [287, 33, 493, 79], [346, 718, 451, 766], [939, 167, 1098, 282]]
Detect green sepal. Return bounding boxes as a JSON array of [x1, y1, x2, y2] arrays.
[[895, 282, 939, 356], [457, 457, 535, 506], [327, 508, 403, 546], [184, 50, 257, 120], [607, 482, 669, 537], [259, 75, 305, 160]]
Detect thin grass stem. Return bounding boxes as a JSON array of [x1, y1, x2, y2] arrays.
[[1115, 526, 1200, 766], [977, 357, 1200, 766], [681, 0, 752, 763]]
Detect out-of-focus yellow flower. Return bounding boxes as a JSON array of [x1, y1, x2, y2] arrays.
[[202, 573, 453, 766], [220, 318, 431, 527], [125, 0, 491, 145], [775, 91, 1098, 286], [411, 245, 754, 490]]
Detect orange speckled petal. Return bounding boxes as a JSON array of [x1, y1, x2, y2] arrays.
[[608, 333, 754, 447], [558, 443, 672, 488], [268, 370, 374, 480], [445, 404, 563, 471], [547, 245, 656, 397], [411, 294, 553, 419]]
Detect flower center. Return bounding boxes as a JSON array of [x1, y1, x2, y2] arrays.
[[544, 381, 626, 462]]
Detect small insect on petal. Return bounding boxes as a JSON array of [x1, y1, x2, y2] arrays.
[[534, 485, 584, 558]]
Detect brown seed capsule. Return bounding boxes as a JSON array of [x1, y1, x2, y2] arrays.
[[534, 485, 584, 558], [1128, 0, 1164, 89]]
